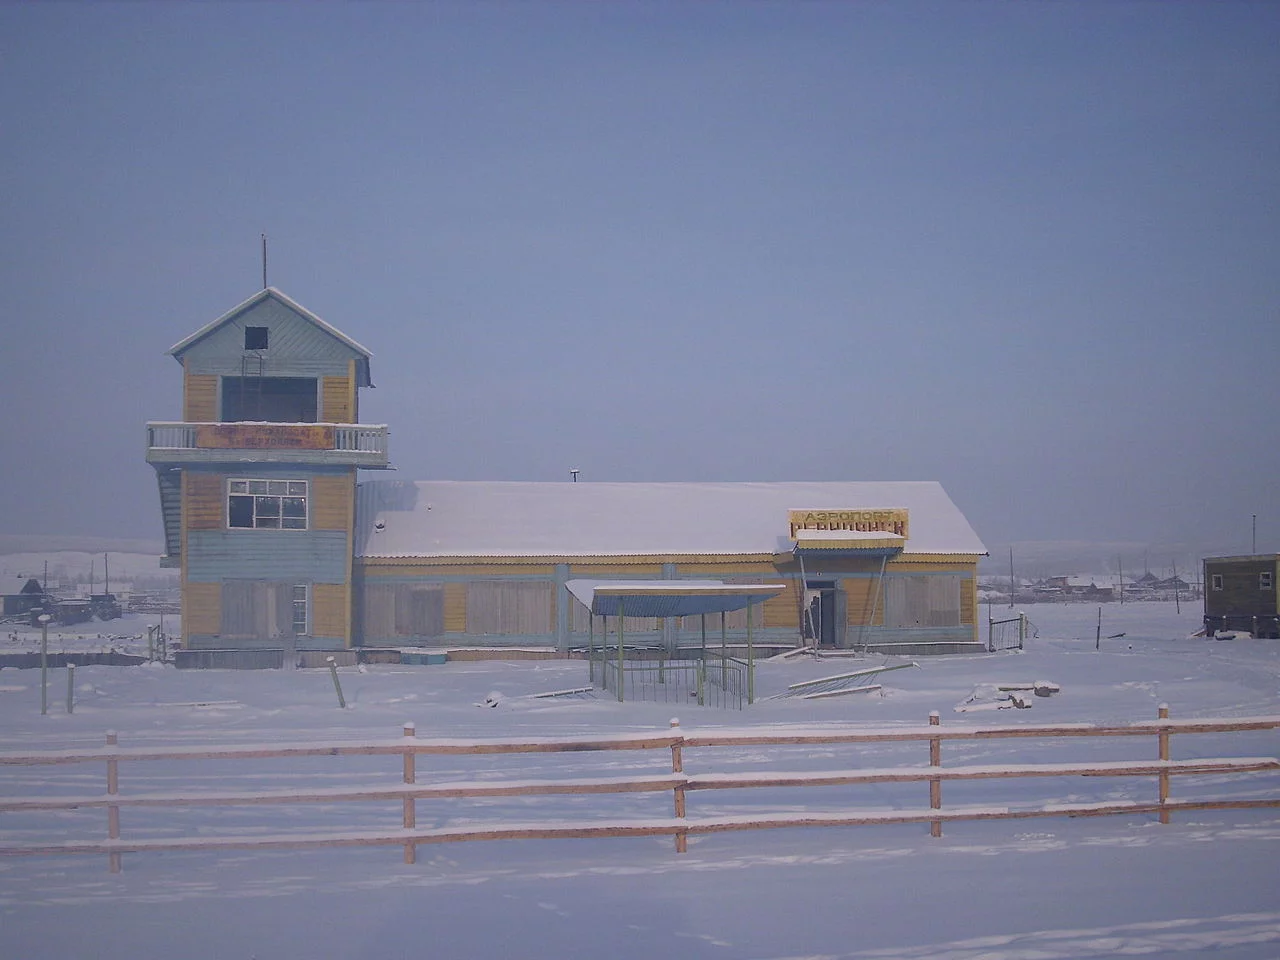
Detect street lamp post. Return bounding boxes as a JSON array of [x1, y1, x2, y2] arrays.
[[38, 613, 52, 716]]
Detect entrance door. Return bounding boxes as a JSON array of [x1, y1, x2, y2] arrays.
[[803, 581, 838, 646]]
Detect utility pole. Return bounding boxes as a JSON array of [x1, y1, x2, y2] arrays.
[[1253, 515, 1257, 555]]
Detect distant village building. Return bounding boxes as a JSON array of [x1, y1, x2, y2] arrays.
[[146, 289, 989, 665], [1203, 554, 1280, 639], [1032, 576, 1114, 602]]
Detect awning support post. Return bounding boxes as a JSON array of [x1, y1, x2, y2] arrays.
[[617, 598, 625, 703]]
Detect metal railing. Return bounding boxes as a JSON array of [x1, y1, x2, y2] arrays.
[[596, 652, 747, 709]]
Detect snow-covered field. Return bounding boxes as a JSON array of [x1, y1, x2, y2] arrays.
[[2, 602, 1278, 959]]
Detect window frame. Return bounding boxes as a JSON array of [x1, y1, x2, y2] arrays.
[[244, 326, 269, 350], [226, 478, 309, 531], [1262, 571, 1275, 591], [1211, 574, 1224, 591], [291, 583, 310, 636]]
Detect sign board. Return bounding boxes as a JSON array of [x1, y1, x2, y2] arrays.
[[195, 424, 335, 450], [788, 508, 909, 540]]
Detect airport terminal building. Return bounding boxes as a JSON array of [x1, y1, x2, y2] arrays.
[[146, 289, 988, 659]]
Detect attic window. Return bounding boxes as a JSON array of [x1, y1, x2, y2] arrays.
[[245, 327, 269, 350]]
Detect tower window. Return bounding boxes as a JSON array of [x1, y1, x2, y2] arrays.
[[245, 327, 269, 350], [228, 479, 308, 529]]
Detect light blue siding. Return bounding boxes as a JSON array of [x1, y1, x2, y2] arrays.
[[181, 297, 364, 378], [186, 530, 350, 583]]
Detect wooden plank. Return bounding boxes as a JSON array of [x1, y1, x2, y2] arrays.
[[312, 583, 347, 638], [960, 577, 977, 626], [6, 797, 1280, 861], [183, 581, 220, 636], [184, 472, 224, 530], [321, 375, 353, 423], [183, 371, 218, 422], [443, 582, 467, 633], [310, 474, 352, 531]]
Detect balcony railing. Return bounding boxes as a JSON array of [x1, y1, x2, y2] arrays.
[[145, 422, 390, 467]]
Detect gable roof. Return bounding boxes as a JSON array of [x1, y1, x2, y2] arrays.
[[355, 480, 987, 560], [167, 288, 374, 386]]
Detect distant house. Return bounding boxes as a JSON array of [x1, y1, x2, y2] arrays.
[[1034, 576, 1114, 602], [1, 578, 47, 618], [1203, 554, 1280, 638]]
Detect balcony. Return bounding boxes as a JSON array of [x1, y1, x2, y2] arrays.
[[146, 422, 390, 469]]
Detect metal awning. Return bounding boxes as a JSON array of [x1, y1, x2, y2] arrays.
[[565, 579, 787, 618], [791, 529, 905, 558]]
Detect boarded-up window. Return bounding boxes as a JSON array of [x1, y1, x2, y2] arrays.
[[883, 576, 961, 628], [361, 584, 444, 639], [466, 581, 553, 635], [220, 581, 299, 640]]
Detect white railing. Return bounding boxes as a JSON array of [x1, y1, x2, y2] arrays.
[[145, 422, 389, 456], [2, 706, 1278, 872]]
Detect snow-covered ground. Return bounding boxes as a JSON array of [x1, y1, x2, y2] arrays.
[[2, 601, 1278, 959]]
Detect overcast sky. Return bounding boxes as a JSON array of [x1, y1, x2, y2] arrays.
[[1, 1, 1276, 564]]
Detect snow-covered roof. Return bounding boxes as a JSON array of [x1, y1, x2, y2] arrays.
[[355, 481, 987, 559]]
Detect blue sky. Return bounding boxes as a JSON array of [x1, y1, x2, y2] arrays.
[[0, 1, 1276, 563]]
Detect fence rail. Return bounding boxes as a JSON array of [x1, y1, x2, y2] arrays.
[[2, 707, 1278, 871]]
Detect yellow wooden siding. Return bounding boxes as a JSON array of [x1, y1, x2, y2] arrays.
[[960, 577, 976, 625], [843, 578, 886, 626], [183, 581, 220, 635], [443, 582, 467, 633], [359, 563, 558, 579], [312, 583, 348, 638], [311, 474, 353, 531], [763, 580, 801, 629], [569, 564, 665, 577], [183, 372, 218, 422], [184, 473, 225, 530], [673, 562, 779, 577], [321, 375, 354, 423]]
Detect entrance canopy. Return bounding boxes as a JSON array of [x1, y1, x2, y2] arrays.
[[566, 579, 786, 619], [792, 528, 904, 559]]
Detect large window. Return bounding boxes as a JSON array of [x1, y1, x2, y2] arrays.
[[221, 376, 318, 422], [228, 479, 308, 529]]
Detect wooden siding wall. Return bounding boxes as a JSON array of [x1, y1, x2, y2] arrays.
[[1204, 559, 1280, 618], [443, 583, 467, 633], [843, 578, 885, 627], [311, 474, 353, 531], [466, 582, 554, 635], [312, 583, 348, 638], [177, 297, 365, 379], [883, 576, 962, 628], [183, 581, 220, 636], [961, 577, 976, 625], [321, 373, 354, 423], [183, 372, 218, 422], [184, 472, 225, 530]]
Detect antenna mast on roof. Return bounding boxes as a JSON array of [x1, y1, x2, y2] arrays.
[[261, 234, 268, 289]]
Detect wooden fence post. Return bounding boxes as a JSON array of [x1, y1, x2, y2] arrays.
[[403, 722, 417, 864], [1158, 703, 1171, 824], [670, 718, 687, 853], [928, 712, 942, 838], [105, 730, 121, 873]]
